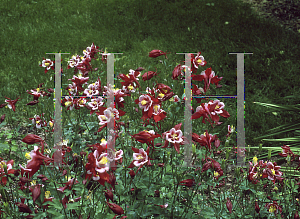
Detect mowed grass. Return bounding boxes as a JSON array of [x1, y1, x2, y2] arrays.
[[0, 0, 299, 159]]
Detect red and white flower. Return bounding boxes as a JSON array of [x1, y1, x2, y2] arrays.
[[165, 128, 183, 144], [87, 97, 105, 111], [192, 52, 207, 69], [67, 55, 83, 69], [132, 148, 148, 167], [40, 58, 55, 74], [138, 94, 153, 112], [4, 96, 20, 112], [94, 153, 110, 174], [84, 83, 99, 97], [62, 96, 75, 111], [29, 114, 47, 129], [66, 82, 78, 96]]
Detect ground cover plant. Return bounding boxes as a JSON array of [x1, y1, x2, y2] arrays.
[[0, 0, 300, 218]]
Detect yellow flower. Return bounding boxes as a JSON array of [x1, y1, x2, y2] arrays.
[[158, 93, 164, 98], [253, 156, 258, 165], [65, 176, 71, 181], [100, 156, 108, 165], [273, 186, 278, 191], [269, 205, 276, 213], [45, 191, 51, 199], [271, 169, 275, 175], [214, 171, 220, 178], [30, 180, 36, 186], [25, 152, 31, 160]]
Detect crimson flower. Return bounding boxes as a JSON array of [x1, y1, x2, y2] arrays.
[[192, 52, 207, 70], [191, 99, 230, 128], [4, 96, 20, 112], [29, 184, 43, 203], [0, 114, 5, 124], [0, 159, 16, 186], [26, 100, 39, 106], [0, 103, 7, 108], [62, 96, 75, 111], [255, 201, 260, 213], [57, 178, 80, 193], [142, 67, 159, 81], [68, 74, 89, 92], [107, 202, 124, 215], [149, 50, 170, 59], [192, 67, 223, 93], [19, 146, 53, 178], [162, 123, 188, 154], [177, 179, 195, 187], [194, 130, 220, 153], [262, 161, 283, 184], [172, 64, 184, 80], [129, 169, 135, 178], [201, 157, 223, 180], [265, 200, 282, 216], [130, 130, 161, 150], [83, 42, 101, 60], [105, 188, 114, 202], [15, 202, 32, 214], [226, 197, 233, 214], [127, 147, 153, 174], [76, 56, 93, 76], [39, 58, 55, 74], [278, 145, 295, 161], [128, 147, 149, 168], [295, 211, 299, 219], [118, 69, 141, 89]]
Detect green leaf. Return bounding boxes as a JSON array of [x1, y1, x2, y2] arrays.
[[67, 202, 81, 210], [0, 143, 9, 151], [46, 209, 64, 217], [11, 145, 18, 152]]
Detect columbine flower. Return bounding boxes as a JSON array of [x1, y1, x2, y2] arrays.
[[149, 50, 170, 59], [265, 201, 282, 216], [226, 197, 233, 214], [29, 114, 46, 129], [278, 145, 295, 161], [62, 96, 75, 111], [75, 97, 87, 108], [165, 128, 183, 144], [66, 82, 78, 96], [84, 83, 99, 97], [192, 52, 207, 69], [40, 58, 55, 74], [138, 94, 153, 112], [4, 96, 20, 112], [132, 148, 148, 167]]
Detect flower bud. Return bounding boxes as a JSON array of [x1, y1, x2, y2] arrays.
[[129, 169, 135, 178], [255, 201, 260, 213], [226, 197, 233, 214], [295, 211, 300, 219]]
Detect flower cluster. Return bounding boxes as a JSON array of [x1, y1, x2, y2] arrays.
[[248, 158, 283, 185]]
